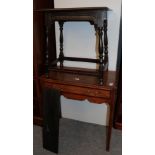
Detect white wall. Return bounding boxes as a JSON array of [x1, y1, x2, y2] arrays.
[[54, 0, 121, 125]]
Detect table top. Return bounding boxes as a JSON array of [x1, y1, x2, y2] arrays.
[[35, 7, 111, 12], [35, 7, 111, 27], [40, 70, 118, 91]]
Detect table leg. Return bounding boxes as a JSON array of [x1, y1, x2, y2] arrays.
[[98, 27, 104, 85], [59, 21, 64, 68], [106, 98, 115, 151]]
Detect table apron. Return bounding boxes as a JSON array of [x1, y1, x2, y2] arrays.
[[42, 82, 113, 104]]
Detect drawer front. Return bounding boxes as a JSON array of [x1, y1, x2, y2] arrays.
[[51, 83, 110, 99]]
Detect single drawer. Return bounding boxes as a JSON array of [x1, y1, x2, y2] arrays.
[[51, 83, 110, 99]]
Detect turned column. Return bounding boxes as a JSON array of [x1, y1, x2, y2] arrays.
[[58, 21, 64, 68], [98, 27, 104, 85], [103, 19, 108, 67]]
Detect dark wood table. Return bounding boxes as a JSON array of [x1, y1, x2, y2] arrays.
[[40, 70, 117, 151], [37, 7, 117, 152], [36, 7, 111, 85]]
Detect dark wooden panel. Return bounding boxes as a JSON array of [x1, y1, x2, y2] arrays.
[[114, 14, 122, 130], [114, 64, 122, 130], [33, 0, 54, 10], [33, 99, 40, 117], [33, 0, 56, 126]]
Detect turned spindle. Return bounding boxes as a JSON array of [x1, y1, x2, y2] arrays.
[[103, 19, 108, 66], [58, 21, 64, 68], [98, 27, 104, 85]]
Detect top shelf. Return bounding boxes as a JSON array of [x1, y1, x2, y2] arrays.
[[35, 7, 111, 12], [34, 7, 112, 28]]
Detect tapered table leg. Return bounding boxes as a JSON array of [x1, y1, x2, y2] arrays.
[[106, 92, 115, 151]]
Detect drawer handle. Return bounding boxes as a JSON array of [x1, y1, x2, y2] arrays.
[[74, 77, 80, 81]]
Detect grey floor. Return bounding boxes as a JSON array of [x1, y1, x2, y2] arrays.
[[33, 118, 122, 155]]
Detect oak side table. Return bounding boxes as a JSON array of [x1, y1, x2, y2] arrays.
[[40, 70, 117, 151]]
